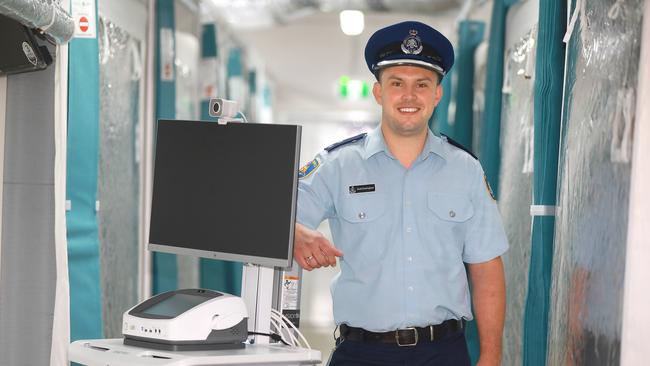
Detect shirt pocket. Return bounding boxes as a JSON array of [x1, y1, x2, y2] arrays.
[[337, 193, 389, 277], [427, 193, 474, 223], [426, 193, 474, 259], [339, 193, 387, 223]]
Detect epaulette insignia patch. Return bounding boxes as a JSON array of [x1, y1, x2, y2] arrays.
[[484, 174, 496, 200], [324, 133, 367, 152], [441, 134, 478, 160], [298, 157, 321, 179]]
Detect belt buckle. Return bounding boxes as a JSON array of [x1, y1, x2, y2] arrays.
[[395, 327, 418, 347]]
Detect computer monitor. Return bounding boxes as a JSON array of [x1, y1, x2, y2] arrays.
[[148, 120, 301, 268]]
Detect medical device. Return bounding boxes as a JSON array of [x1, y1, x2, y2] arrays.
[[122, 289, 248, 351], [0, 14, 52, 75]]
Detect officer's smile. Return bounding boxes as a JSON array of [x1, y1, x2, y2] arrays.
[[398, 107, 420, 113]]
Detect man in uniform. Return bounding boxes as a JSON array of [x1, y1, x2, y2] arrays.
[[294, 21, 508, 366]]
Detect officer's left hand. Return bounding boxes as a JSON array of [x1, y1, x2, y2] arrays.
[[294, 223, 343, 271]]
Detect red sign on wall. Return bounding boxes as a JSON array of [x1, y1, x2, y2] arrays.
[[79, 16, 89, 32]]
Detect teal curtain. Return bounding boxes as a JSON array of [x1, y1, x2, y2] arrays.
[[152, 0, 178, 294], [523, 0, 566, 364], [66, 0, 103, 341], [478, 0, 510, 199], [198, 44, 244, 296], [429, 66, 453, 135], [452, 20, 485, 150], [200, 23, 218, 122], [468, 0, 512, 363]]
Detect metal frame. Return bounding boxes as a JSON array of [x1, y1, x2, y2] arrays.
[[149, 244, 293, 269], [241, 264, 275, 344], [0, 75, 6, 284], [140, 0, 156, 301]]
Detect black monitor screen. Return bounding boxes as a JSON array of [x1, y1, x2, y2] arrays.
[[149, 120, 301, 268]]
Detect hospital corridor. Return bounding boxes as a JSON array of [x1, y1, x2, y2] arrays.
[[0, 0, 649, 365]]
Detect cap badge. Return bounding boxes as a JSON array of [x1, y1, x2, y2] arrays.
[[401, 29, 423, 55]]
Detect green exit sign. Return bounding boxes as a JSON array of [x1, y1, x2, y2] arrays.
[[339, 76, 370, 100]]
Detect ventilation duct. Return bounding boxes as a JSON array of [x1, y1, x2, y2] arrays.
[[0, 0, 74, 43], [205, 0, 462, 29]]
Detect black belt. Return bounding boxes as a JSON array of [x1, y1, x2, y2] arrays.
[[339, 319, 463, 347]]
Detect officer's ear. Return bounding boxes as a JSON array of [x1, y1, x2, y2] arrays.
[[433, 83, 443, 107], [372, 81, 383, 105]]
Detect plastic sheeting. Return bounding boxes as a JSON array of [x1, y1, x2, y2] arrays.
[[547, 0, 643, 364], [0, 0, 74, 43], [499, 26, 536, 366], [97, 16, 141, 338]]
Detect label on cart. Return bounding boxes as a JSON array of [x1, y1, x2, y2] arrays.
[[282, 275, 299, 309]]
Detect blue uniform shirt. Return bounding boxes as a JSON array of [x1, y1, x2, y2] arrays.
[[296, 126, 508, 332]]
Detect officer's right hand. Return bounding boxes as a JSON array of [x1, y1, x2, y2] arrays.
[[294, 222, 343, 271]]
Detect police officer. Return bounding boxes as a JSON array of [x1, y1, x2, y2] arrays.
[[294, 21, 508, 366]]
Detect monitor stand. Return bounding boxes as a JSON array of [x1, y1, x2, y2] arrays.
[[241, 263, 275, 344]]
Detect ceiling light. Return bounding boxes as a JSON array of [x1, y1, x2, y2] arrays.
[[339, 10, 364, 36]]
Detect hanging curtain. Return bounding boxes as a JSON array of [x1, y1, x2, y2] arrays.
[[522, 0, 566, 364], [66, 0, 103, 341], [478, 0, 511, 198], [200, 23, 219, 122], [152, 0, 178, 294], [452, 20, 485, 150], [430, 66, 453, 136]]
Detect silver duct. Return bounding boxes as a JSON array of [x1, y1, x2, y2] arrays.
[[206, 0, 462, 28], [0, 0, 74, 43]]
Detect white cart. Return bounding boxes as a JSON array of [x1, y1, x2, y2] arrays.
[[69, 338, 321, 366]]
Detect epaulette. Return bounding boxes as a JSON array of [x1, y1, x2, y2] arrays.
[[324, 133, 367, 152], [441, 134, 478, 160]]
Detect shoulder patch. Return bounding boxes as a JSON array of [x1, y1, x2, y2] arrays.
[[324, 133, 367, 152], [441, 134, 478, 160], [298, 157, 321, 179]]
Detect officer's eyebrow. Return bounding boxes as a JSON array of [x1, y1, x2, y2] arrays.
[[385, 74, 435, 82], [416, 77, 435, 83]]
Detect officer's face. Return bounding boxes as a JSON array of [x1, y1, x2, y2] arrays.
[[373, 65, 442, 137]]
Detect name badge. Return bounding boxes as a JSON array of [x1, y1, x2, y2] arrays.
[[349, 184, 375, 194]]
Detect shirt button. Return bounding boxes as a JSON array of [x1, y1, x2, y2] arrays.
[[358, 212, 366, 219], [407, 257, 413, 262], [408, 286, 414, 291], [406, 227, 412, 233], [449, 210, 456, 218]]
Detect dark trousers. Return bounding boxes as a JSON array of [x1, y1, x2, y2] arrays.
[[328, 331, 471, 366]]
